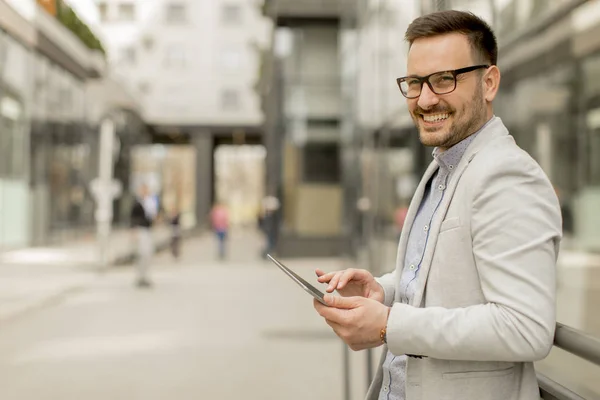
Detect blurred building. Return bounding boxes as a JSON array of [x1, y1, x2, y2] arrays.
[[260, 0, 600, 259], [433, 0, 600, 252], [0, 0, 144, 250], [92, 0, 271, 223], [259, 0, 349, 257], [259, 0, 422, 260]]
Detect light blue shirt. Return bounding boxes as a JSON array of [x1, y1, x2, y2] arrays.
[[378, 117, 496, 400]]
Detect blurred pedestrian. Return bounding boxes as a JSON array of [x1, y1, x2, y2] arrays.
[[130, 183, 159, 288], [312, 10, 562, 400], [210, 202, 229, 260], [169, 207, 182, 260], [260, 195, 280, 259]]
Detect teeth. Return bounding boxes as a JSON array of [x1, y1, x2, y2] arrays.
[[423, 113, 449, 122]]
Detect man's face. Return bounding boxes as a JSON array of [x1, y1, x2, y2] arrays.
[[406, 33, 489, 149]]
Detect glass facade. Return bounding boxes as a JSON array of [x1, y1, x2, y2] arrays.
[[338, 0, 423, 274], [0, 23, 146, 248], [28, 51, 99, 245], [0, 29, 31, 250], [487, 1, 600, 254], [276, 23, 344, 239]]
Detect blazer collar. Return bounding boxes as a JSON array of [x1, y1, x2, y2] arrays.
[[461, 116, 509, 163]]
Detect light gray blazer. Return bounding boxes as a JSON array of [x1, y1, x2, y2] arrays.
[[367, 117, 562, 400]]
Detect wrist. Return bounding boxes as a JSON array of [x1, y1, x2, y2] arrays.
[[372, 281, 385, 304], [380, 306, 391, 345]]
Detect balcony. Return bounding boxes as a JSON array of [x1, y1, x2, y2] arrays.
[[262, 0, 355, 23]]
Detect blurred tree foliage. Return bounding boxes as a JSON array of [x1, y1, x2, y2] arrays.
[[55, 0, 106, 55]]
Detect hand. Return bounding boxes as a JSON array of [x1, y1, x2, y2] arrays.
[[316, 268, 384, 303], [314, 294, 390, 351]]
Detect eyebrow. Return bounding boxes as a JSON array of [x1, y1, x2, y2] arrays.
[[404, 69, 454, 78]]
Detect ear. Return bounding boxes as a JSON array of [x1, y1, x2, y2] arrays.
[[483, 65, 500, 102]]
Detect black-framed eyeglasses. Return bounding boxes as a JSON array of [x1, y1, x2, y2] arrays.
[[396, 65, 490, 99]]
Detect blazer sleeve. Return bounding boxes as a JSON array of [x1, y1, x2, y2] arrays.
[[375, 271, 397, 306], [385, 153, 562, 362]]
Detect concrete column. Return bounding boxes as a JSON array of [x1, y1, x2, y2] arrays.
[[95, 119, 116, 269], [192, 132, 213, 228]]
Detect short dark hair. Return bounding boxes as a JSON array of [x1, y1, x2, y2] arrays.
[[405, 10, 497, 66]]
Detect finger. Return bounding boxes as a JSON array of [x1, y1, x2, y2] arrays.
[[314, 297, 335, 312], [337, 268, 359, 290], [315, 297, 345, 323], [316, 269, 332, 283], [314, 298, 326, 313], [327, 272, 345, 292], [325, 294, 362, 310], [316, 270, 338, 284]]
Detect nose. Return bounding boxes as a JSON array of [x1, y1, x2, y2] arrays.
[[417, 83, 440, 110]]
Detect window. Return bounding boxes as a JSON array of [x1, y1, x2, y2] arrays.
[[142, 35, 155, 51], [0, 96, 25, 177], [98, 2, 109, 21], [117, 3, 135, 21], [164, 45, 187, 68], [165, 2, 187, 23], [221, 89, 240, 111], [219, 49, 242, 70], [222, 4, 242, 24], [119, 47, 136, 65], [302, 143, 340, 183]]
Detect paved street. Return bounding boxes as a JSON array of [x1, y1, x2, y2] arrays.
[[0, 226, 174, 323], [0, 230, 370, 400], [2, 229, 600, 399]]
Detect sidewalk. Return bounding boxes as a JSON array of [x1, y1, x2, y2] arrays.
[[0, 226, 174, 267], [0, 225, 196, 323]]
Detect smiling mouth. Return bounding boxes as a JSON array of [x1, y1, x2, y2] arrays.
[[421, 113, 450, 123]]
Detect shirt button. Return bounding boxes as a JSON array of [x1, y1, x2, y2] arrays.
[[438, 184, 445, 190], [409, 264, 415, 270], [449, 165, 454, 170], [424, 225, 429, 232], [383, 386, 389, 392]]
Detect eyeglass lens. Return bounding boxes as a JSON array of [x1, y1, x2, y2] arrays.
[[400, 71, 457, 98]]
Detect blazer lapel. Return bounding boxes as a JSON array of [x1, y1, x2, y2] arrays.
[[409, 156, 471, 307], [393, 160, 439, 302]]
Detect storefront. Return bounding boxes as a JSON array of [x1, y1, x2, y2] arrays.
[[0, 28, 32, 250], [28, 46, 100, 245], [493, 0, 600, 251]]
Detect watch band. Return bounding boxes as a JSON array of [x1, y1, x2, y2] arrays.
[[380, 307, 391, 344], [380, 327, 387, 344]]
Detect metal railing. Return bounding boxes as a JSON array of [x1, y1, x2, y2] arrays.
[[538, 323, 600, 400]]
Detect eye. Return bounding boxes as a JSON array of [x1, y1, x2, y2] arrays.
[[434, 73, 454, 82]]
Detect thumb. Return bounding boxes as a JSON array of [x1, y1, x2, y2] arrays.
[[324, 294, 362, 309]]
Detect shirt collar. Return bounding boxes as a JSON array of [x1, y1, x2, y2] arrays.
[[432, 116, 496, 172]]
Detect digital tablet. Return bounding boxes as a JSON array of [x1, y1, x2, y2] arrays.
[[267, 254, 328, 306]]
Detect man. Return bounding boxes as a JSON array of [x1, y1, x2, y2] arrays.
[[313, 10, 562, 400], [130, 183, 158, 287]]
